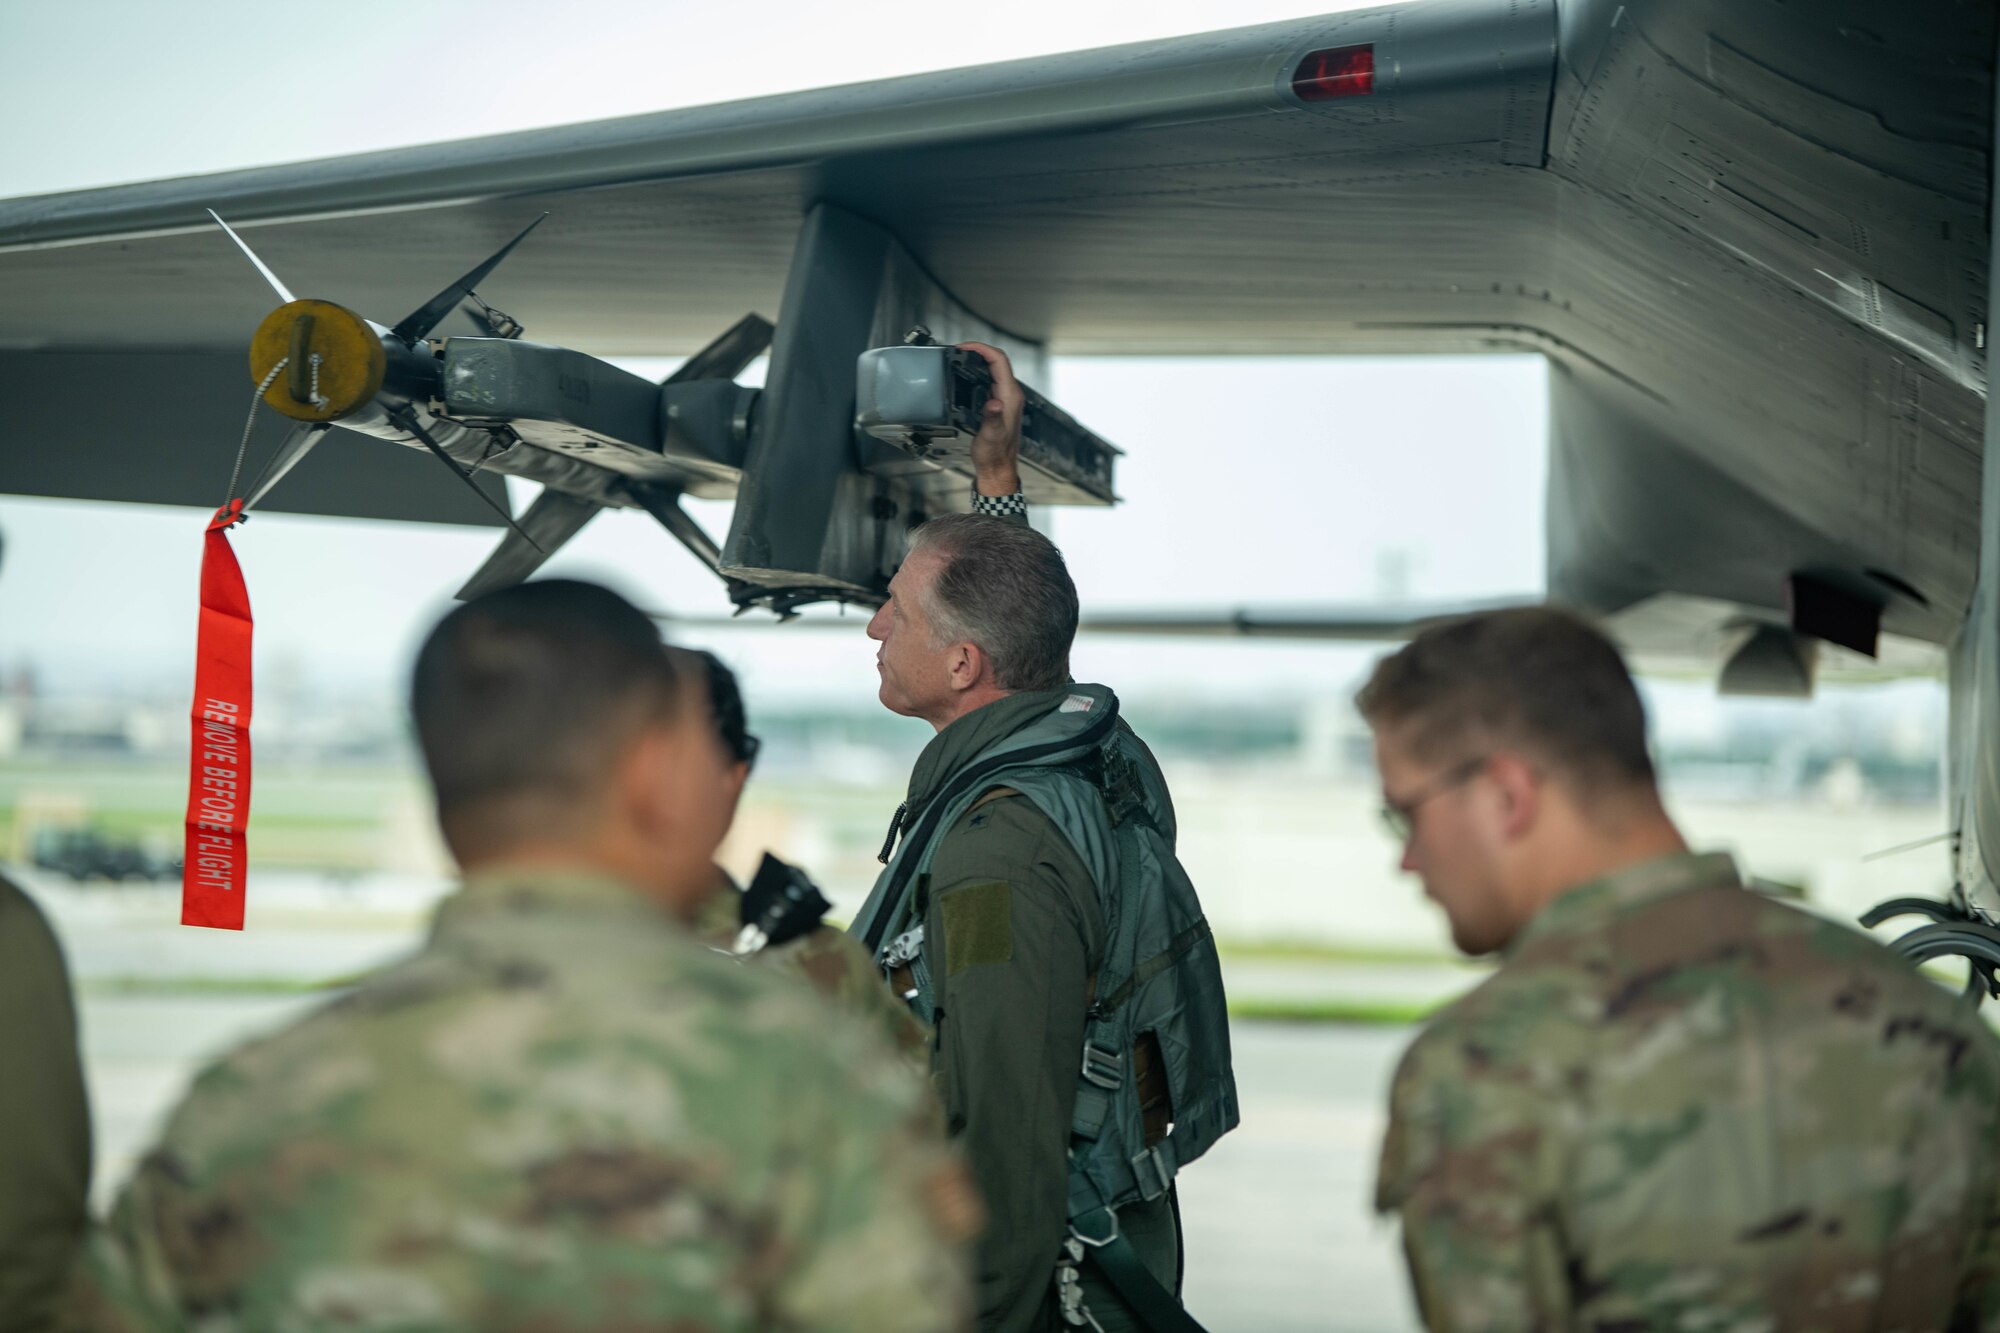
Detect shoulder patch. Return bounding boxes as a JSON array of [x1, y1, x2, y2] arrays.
[[940, 880, 1014, 977]]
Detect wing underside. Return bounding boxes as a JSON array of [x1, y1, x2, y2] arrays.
[[0, 0, 1988, 659]]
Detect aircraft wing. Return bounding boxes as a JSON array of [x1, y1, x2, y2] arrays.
[[0, 0, 1555, 520], [1067, 599, 1534, 641], [670, 592, 1945, 693], [656, 597, 1532, 640], [0, 1, 1552, 355], [0, 0, 1987, 668], [1065, 595, 1947, 691]]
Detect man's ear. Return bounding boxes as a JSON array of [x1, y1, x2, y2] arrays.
[[947, 640, 988, 693], [1487, 752, 1541, 840], [720, 759, 751, 825], [615, 723, 681, 836]]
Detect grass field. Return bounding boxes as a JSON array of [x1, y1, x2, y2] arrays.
[[0, 756, 436, 871], [7, 748, 1965, 964]]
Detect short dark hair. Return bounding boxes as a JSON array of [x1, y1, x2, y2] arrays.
[[695, 650, 759, 770], [1355, 606, 1655, 793], [906, 514, 1078, 692], [411, 580, 686, 851]]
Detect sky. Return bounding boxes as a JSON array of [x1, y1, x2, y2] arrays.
[[0, 0, 1566, 710]]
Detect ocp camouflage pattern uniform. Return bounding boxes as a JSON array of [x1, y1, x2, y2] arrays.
[[1377, 850, 2000, 1332], [694, 876, 930, 1065], [0, 873, 91, 1333], [68, 867, 974, 1332]]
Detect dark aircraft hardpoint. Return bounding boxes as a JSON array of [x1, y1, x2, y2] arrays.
[[4, 0, 2000, 985], [204, 207, 1119, 612]]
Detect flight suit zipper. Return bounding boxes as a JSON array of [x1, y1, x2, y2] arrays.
[[877, 801, 908, 864]]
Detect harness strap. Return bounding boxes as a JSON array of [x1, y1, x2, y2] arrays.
[[861, 706, 1117, 954], [1068, 1175, 1206, 1333], [1085, 1231, 1211, 1333], [1071, 1086, 1112, 1140], [1091, 920, 1214, 1019], [1068, 1167, 1206, 1332]]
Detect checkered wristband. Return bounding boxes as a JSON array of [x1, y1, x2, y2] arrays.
[[971, 487, 1027, 518]]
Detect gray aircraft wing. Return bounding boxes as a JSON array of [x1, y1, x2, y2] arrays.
[[0, 1, 1550, 356], [0, 0, 1987, 661], [1068, 594, 1946, 691], [656, 598, 1532, 640], [0, 0, 1550, 521], [1064, 600, 1536, 641], [668, 592, 1945, 693]]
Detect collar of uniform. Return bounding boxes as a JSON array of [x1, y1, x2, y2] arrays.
[[903, 686, 1072, 815], [1506, 849, 1741, 958], [690, 872, 742, 945], [432, 864, 670, 939]]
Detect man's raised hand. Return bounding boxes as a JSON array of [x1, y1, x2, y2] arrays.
[[958, 340, 1023, 498]]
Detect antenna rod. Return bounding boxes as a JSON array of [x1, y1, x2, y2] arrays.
[[207, 209, 296, 305]]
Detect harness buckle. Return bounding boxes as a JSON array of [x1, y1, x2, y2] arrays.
[[1099, 745, 1146, 826], [880, 924, 925, 969], [1056, 1237, 1106, 1330], [1068, 1206, 1120, 1249], [1080, 1042, 1124, 1090], [1131, 1144, 1176, 1200]]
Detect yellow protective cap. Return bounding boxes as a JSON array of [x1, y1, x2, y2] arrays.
[[249, 299, 386, 422]]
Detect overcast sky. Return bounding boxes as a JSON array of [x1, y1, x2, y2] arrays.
[[0, 0, 1548, 710]]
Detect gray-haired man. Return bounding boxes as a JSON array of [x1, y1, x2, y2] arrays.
[[852, 346, 1234, 1333]]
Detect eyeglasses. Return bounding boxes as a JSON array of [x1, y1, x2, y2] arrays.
[[1380, 756, 1488, 843]]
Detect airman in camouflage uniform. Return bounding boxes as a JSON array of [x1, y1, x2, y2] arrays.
[[694, 876, 930, 1064], [67, 581, 973, 1332], [0, 871, 92, 1333], [0, 530, 95, 1333], [690, 650, 927, 1064], [1358, 606, 2000, 1331]]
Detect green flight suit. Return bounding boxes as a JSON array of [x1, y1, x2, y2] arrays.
[[896, 691, 1178, 1332], [1378, 850, 2000, 1331], [0, 873, 91, 1333]]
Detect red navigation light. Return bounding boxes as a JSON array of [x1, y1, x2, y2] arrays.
[[1292, 44, 1375, 101]]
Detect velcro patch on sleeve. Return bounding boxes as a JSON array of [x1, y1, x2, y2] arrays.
[[940, 880, 1014, 977]]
